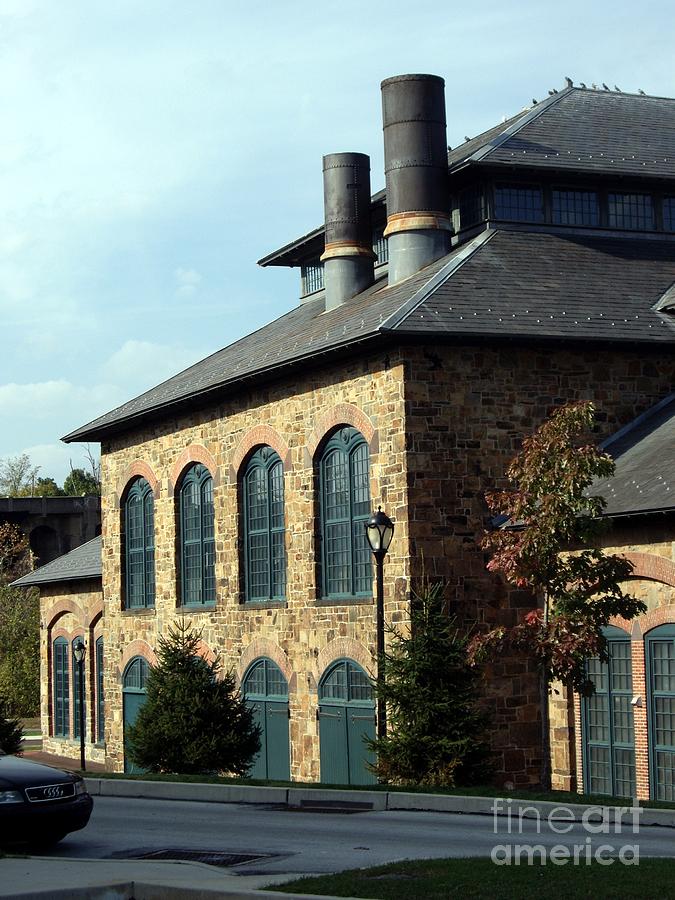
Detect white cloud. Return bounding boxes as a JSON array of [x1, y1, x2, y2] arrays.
[[174, 267, 202, 297], [99, 340, 202, 390]]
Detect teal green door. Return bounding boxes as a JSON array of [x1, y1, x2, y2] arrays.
[[646, 625, 675, 801], [582, 627, 635, 797], [122, 657, 149, 775], [319, 659, 376, 785], [243, 658, 290, 781]]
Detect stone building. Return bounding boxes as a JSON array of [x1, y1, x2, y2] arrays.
[[24, 74, 675, 789]]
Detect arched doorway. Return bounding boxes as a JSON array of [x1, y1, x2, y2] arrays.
[[581, 626, 635, 797], [318, 659, 376, 785], [122, 657, 149, 775], [646, 624, 675, 801], [243, 658, 290, 780]]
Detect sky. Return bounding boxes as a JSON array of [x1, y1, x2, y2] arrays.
[[1, 0, 674, 485]]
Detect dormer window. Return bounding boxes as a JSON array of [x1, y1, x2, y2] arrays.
[[459, 186, 486, 230], [663, 198, 675, 232], [552, 189, 599, 226], [608, 192, 655, 231], [301, 261, 324, 296], [373, 229, 389, 265], [494, 184, 544, 223]]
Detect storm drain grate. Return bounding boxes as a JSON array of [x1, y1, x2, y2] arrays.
[[112, 848, 278, 868]]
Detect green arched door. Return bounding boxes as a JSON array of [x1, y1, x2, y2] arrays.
[[646, 624, 675, 801], [122, 657, 149, 775], [243, 658, 290, 780], [582, 625, 635, 797], [319, 659, 376, 785]]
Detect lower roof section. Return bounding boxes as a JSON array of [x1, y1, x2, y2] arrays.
[[12, 536, 102, 588]]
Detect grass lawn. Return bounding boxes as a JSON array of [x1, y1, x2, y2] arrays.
[[272, 857, 675, 899]]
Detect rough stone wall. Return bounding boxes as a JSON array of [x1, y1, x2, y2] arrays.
[[99, 355, 410, 777], [402, 343, 675, 786], [551, 518, 675, 798], [39, 580, 104, 764]]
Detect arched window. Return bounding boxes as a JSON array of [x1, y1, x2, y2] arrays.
[[179, 464, 215, 606], [318, 427, 371, 599], [123, 656, 150, 775], [96, 636, 104, 744], [72, 635, 86, 740], [243, 447, 286, 602], [124, 477, 155, 609], [53, 637, 69, 737], [318, 659, 375, 785]]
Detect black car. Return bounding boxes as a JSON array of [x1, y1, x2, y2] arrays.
[[0, 752, 93, 847]]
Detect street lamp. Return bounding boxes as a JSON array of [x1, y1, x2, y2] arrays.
[[72, 640, 86, 771], [365, 506, 394, 740]]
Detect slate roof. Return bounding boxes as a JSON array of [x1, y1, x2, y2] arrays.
[[596, 395, 675, 517], [459, 88, 675, 179], [11, 536, 102, 587], [65, 226, 675, 442]]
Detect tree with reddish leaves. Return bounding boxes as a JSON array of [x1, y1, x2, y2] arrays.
[[471, 401, 644, 689], [468, 401, 645, 784]]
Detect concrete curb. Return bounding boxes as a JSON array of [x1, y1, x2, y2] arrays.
[[84, 777, 675, 827]]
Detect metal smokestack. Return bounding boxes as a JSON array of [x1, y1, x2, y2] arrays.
[[320, 152, 375, 311], [381, 74, 451, 283]]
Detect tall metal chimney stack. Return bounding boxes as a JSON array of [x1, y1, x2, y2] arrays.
[[320, 152, 375, 311], [381, 74, 451, 284]]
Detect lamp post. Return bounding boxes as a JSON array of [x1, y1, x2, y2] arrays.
[[72, 640, 86, 771], [365, 506, 394, 740]]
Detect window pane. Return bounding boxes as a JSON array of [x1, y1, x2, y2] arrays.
[[96, 638, 104, 743], [552, 189, 599, 226], [301, 262, 324, 295], [459, 186, 485, 228], [373, 229, 389, 264], [494, 184, 544, 222], [664, 197, 675, 232], [320, 662, 348, 700], [608, 193, 655, 230]]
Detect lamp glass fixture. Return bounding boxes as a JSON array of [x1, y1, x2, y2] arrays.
[[72, 640, 86, 664], [365, 506, 394, 554]]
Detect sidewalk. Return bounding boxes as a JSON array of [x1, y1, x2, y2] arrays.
[[0, 858, 322, 899], [23, 749, 106, 773]]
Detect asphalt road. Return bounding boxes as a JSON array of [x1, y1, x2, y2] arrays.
[[44, 796, 675, 875]]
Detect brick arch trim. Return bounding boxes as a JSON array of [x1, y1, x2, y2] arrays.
[[638, 605, 675, 636], [116, 461, 160, 506], [621, 551, 675, 588], [119, 640, 158, 675], [306, 405, 377, 460], [315, 638, 374, 682], [195, 639, 216, 665], [169, 445, 220, 492], [85, 600, 104, 630], [45, 599, 86, 631], [230, 426, 292, 479], [51, 626, 76, 643], [237, 638, 293, 685], [606, 616, 633, 635]]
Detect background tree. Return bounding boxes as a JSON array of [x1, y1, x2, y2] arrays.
[[33, 477, 66, 498], [63, 467, 100, 496], [126, 620, 260, 775], [369, 580, 492, 787], [0, 454, 41, 496], [468, 401, 645, 785], [0, 699, 23, 754], [0, 524, 38, 718]]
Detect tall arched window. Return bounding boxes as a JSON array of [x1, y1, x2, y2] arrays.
[[179, 463, 215, 606], [96, 636, 105, 744], [243, 447, 286, 602], [72, 635, 86, 740], [53, 637, 69, 737], [318, 426, 371, 599], [124, 477, 155, 609]]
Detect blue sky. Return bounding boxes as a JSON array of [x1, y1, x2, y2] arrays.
[[1, 0, 673, 484]]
